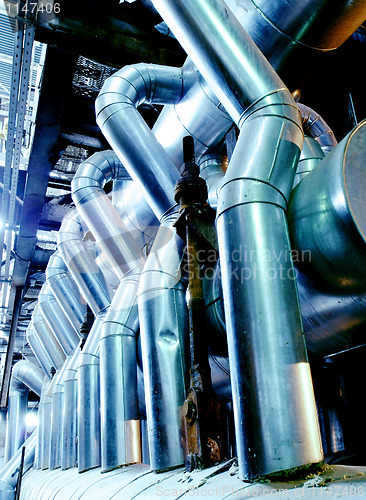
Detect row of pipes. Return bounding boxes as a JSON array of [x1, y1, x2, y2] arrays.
[[1, 0, 366, 497]]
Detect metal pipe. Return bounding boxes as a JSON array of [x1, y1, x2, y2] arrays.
[[153, 59, 232, 167], [293, 136, 324, 188], [225, 0, 366, 87], [0, 432, 37, 499], [95, 64, 184, 219], [61, 349, 81, 470], [38, 283, 80, 355], [100, 266, 142, 472], [230, 0, 366, 53], [45, 250, 86, 328], [57, 210, 111, 316], [112, 180, 159, 254], [4, 361, 43, 463], [151, 0, 322, 479], [297, 103, 338, 155], [71, 150, 145, 279], [40, 392, 52, 470], [288, 120, 366, 294], [71, 150, 149, 472], [138, 207, 189, 470], [58, 209, 113, 473], [25, 322, 54, 378], [31, 304, 66, 371], [198, 153, 227, 209], [77, 312, 106, 472]]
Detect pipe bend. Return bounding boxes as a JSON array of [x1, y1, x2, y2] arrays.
[[10, 360, 44, 396], [95, 63, 184, 127], [71, 150, 124, 205], [297, 102, 338, 154]]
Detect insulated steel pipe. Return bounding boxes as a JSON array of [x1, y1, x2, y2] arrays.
[[4, 361, 44, 463], [48, 379, 64, 470], [293, 136, 324, 188], [138, 208, 189, 470], [95, 64, 184, 219], [77, 312, 107, 472], [32, 304, 66, 370], [58, 210, 112, 473], [40, 392, 52, 470], [297, 103, 338, 155], [152, 0, 323, 479], [26, 322, 54, 377], [100, 267, 142, 472], [71, 150, 145, 278], [71, 150, 147, 472], [198, 153, 227, 209], [38, 283, 80, 355], [112, 181, 159, 254], [57, 210, 111, 316], [288, 120, 366, 294], [225, 0, 366, 87], [153, 59, 232, 167], [61, 349, 81, 470], [45, 250, 86, 328]]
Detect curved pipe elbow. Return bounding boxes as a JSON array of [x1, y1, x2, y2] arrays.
[[10, 360, 44, 397], [71, 150, 124, 206], [297, 103, 337, 155], [95, 63, 183, 128]]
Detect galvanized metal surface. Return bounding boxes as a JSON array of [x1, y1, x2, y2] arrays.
[[17, 461, 366, 500], [138, 209, 189, 471], [96, 64, 183, 219]]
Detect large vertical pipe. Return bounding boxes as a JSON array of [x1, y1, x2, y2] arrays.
[[99, 268, 141, 472], [61, 350, 81, 470], [77, 313, 106, 472], [151, 0, 322, 479], [138, 208, 189, 470]]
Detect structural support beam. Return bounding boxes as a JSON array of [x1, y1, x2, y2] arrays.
[[0, 286, 23, 408], [11, 47, 78, 288]]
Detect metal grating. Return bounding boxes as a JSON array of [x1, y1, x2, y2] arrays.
[[54, 145, 89, 175], [72, 56, 117, 98]]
